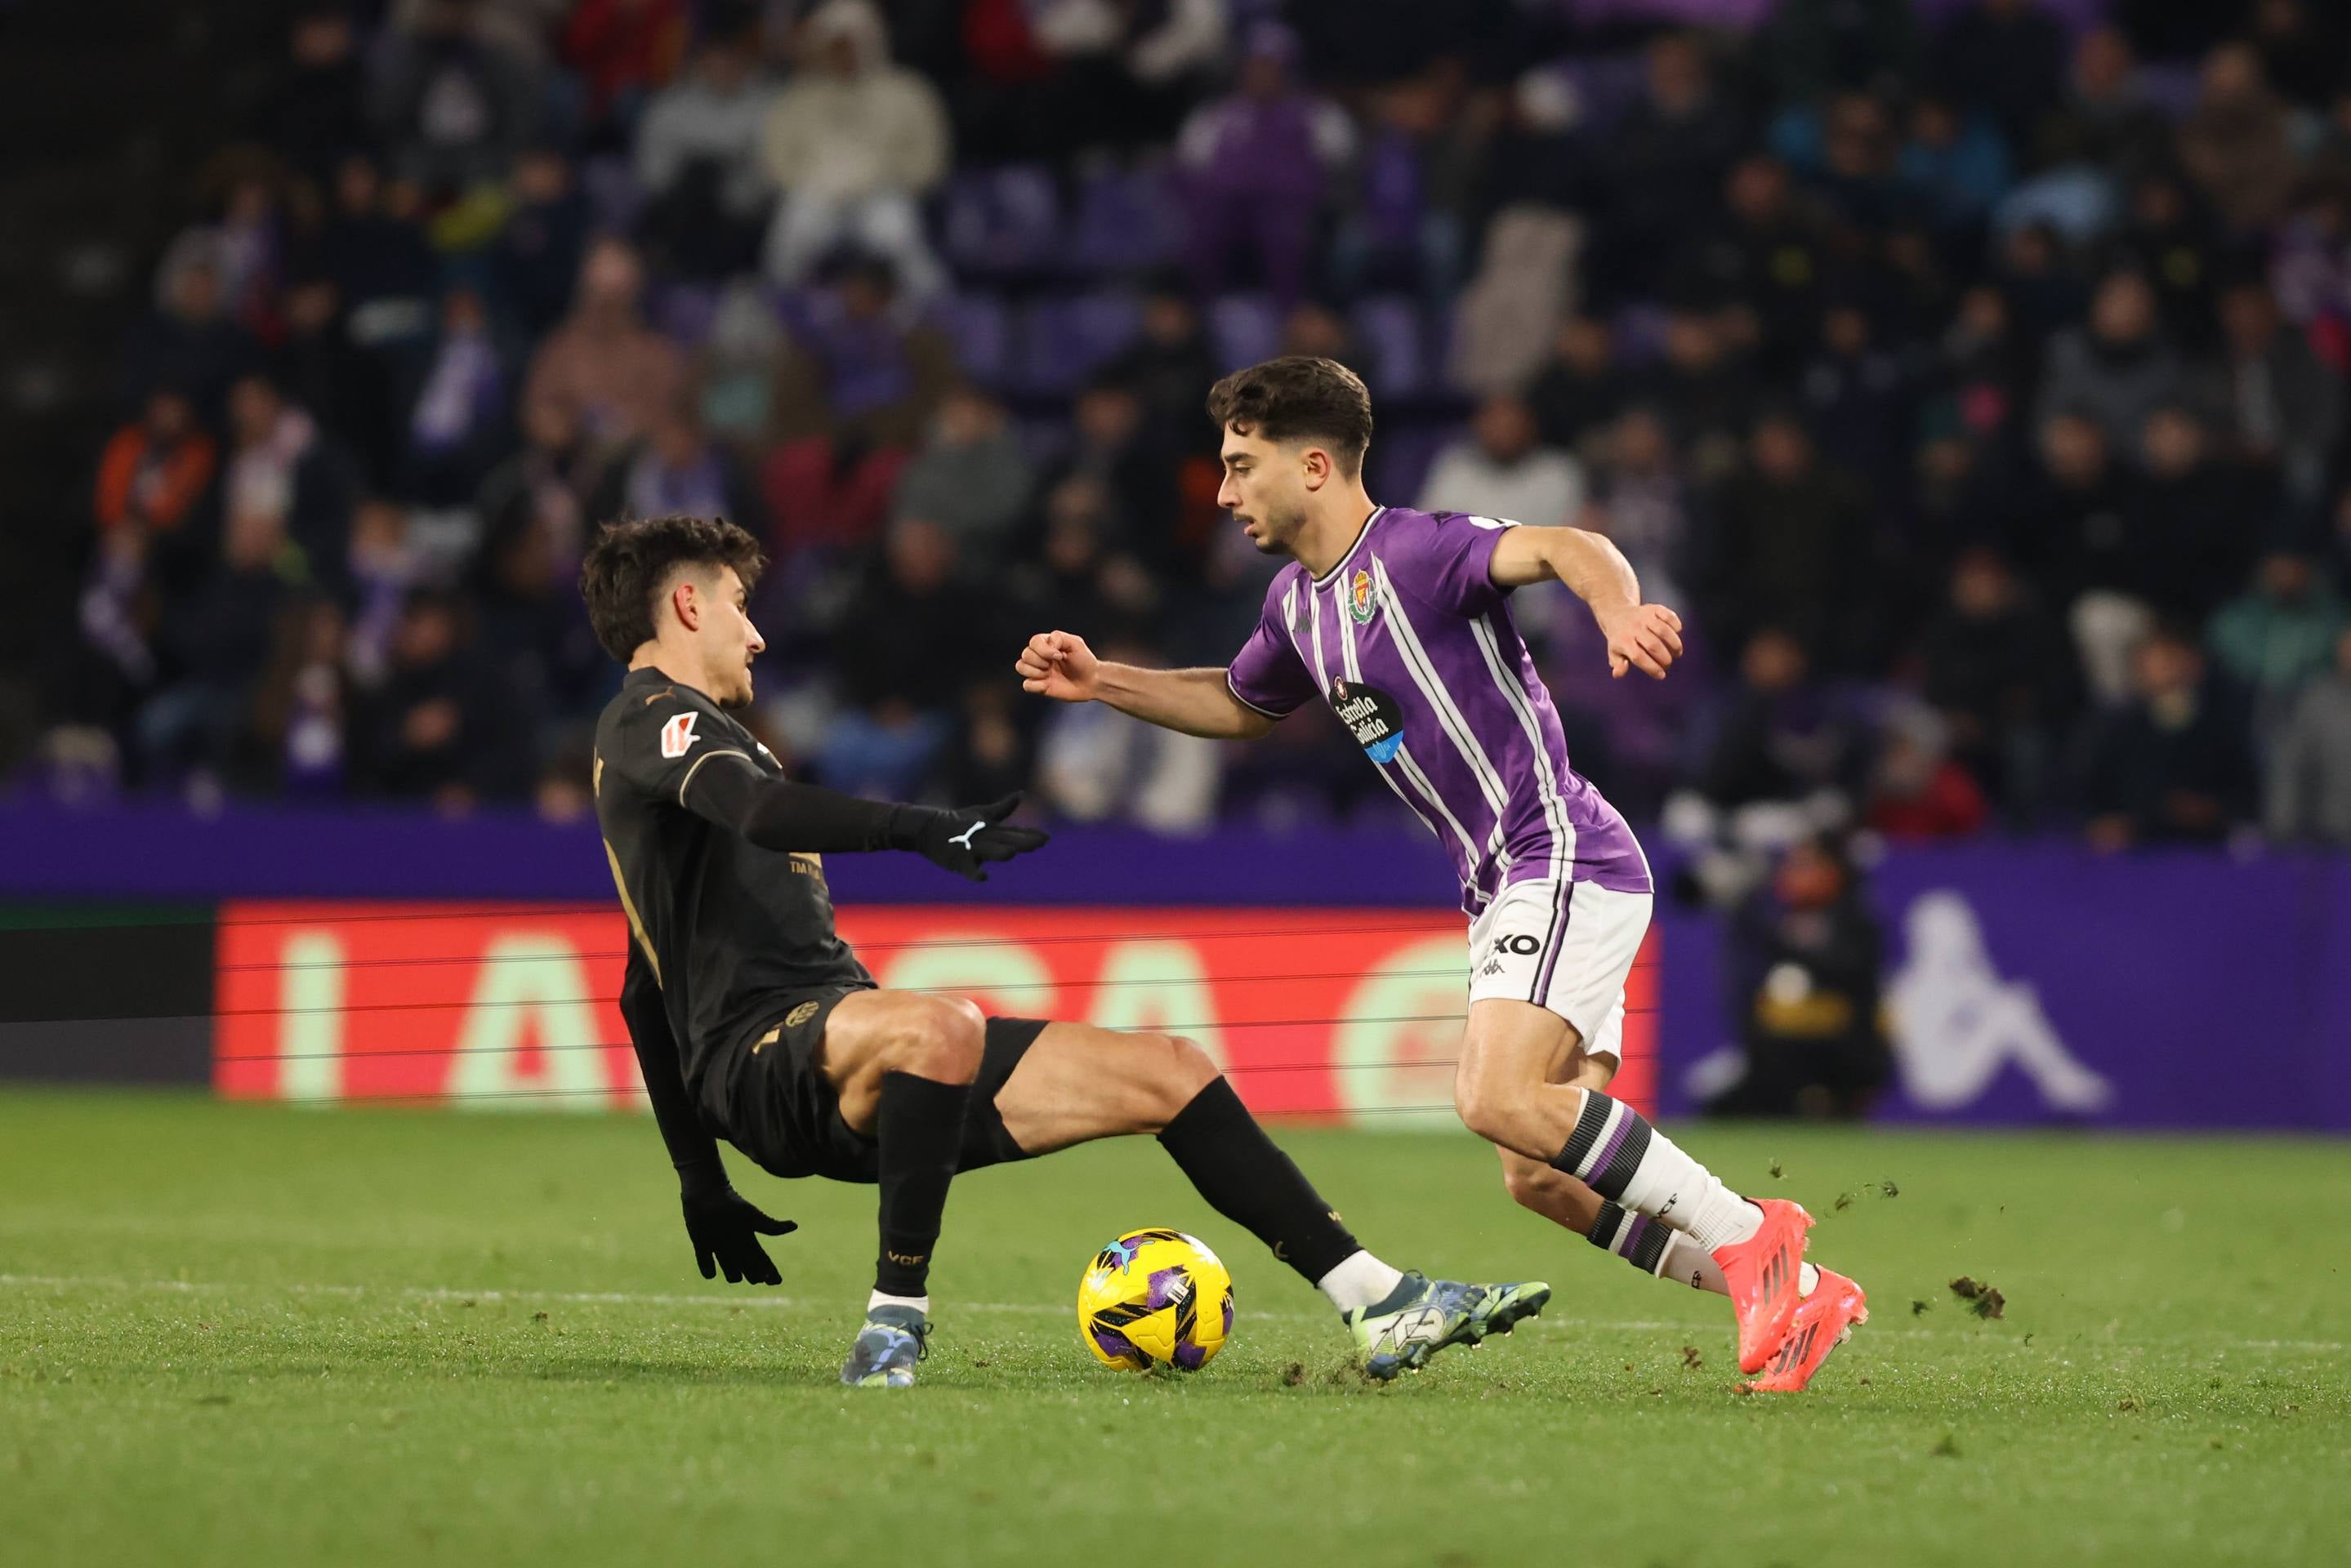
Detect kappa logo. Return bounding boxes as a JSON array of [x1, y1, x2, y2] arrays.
[[784, 1000, 820, 1027], [658, 710, 699, 759], [1347, 566, 1376, 624]]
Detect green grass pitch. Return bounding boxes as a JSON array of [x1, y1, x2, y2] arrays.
[[2, 1090, 2345, 1566]]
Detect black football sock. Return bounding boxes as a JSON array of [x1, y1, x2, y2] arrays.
[[873, 1071, 973, 1299], [1157, 1078, 1362, 1285]]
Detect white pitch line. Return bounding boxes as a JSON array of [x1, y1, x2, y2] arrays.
[[3, 1273, 2345, 1353]]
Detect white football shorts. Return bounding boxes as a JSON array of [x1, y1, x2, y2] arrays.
[[1465, 878, 1653, 1058]]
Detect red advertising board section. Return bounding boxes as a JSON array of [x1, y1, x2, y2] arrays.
[[215, 902, 1655, 1123]]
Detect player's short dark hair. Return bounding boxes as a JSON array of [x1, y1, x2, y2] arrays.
[[1207, 356, 1373, 474], [580, 515, 765, 662]]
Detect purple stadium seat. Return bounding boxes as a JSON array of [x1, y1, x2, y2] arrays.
[[934, 292, 1013, 389], [1352, 296, 1428, 402], [1064, 167, 1184, 278], [941, 165, 1063, 280], [1209, 292, 1282, 373], [1012, 292, 1144, 396]]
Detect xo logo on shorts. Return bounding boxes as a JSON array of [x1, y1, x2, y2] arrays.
[[1493, 933, 1542, 958]]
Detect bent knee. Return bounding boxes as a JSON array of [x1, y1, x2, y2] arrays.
[[890, 995, 986, 1082], [1501, 1159, 1574, 1212], [1162, 1035, 1220, 1098], [1453, 1079, 1516, 1148]]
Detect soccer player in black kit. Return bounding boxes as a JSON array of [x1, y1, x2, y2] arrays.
[[584, 514, 1549, 1387]]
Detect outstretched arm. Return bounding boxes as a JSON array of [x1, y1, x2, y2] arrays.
[[683, 765, 1049, 881], [619, 942, 797, 1285], [1487, 526, 1684, 679], [1016, 630, 1278, 739]]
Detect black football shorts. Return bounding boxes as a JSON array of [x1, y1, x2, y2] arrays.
[[716, 987, 1049, 1183]]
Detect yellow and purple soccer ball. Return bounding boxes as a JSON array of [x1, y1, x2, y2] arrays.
[[1077, 1228, 1233, 1372]]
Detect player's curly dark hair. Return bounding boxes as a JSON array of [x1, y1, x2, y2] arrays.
[[579, 514, 766, 662], [1205, 356, 1374, 474]]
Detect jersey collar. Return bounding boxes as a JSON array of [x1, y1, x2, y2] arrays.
[[1310, 506, 1386, 590]]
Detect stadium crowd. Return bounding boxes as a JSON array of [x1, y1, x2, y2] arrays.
[[47, 0, 2351, 850]]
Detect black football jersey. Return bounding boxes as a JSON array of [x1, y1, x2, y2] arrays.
[[592, 666, 872, 1121]]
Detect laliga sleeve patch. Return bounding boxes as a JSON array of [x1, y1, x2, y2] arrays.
[[1329, 677, 1406, 764], [659, 710, 700, 760]]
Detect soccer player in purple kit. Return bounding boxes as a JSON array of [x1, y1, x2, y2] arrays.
[[1018, 357, 1870, 1391]]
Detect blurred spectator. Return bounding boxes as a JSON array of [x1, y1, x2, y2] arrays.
[[1684, 155, 1831, 379], [939, 681, 1035, 806], [405, 287, 511, 502], [1104, 278, 1220, 454], [765, 257, 956, 555], [475, 391, 604, 587], [1177, 23, 1354, 310], [600, 398, 764, 537], [121, 232, 257, 417], [370, 0, 543, 195], [1691, 627, 1862, 813], [1934, 0, 2067, 149], [1525, 315, 1633, 458], [2116, 171, 2221, 350], [1597, 34, 1742, 301], [2217, 278, 2341, 504], [1055, 379, 1184, 569], [1417, 394, 1583, 529], [1759, 0, 1917, 105], [2248, 0, 2351, 114], [1704, 833, 1892, 1120], [634, 34, 775, 281], [1013, 474, 1160, 645], [560, 0, 688, 133], [493, 147, 591, 341], [2124, 405, 2276, 626], [2206, 551, 2351, 735], [2266, 627, 2351, 845], [821, 519, 987, 795], [1916, 547, 2070, 815], [2077, 626, 2255, 849], [1646, 308, 1762, 482], [1328, 67, 1479, 307], [248, 596, 352, 799], [523, 238, 686, 448], [1585, 408, 1697, 614], [2042, 24, 2170, 176], [309, 154, 440, 483], [2179, 44, 2296, 237], [2036, 270, 2186, 453], [1798, 297, 1920, 495], [1865, 706, 1992, 840], [1896, 91, 2013, 239], [255, 7, 371, 180], [1040, 635, 1220, 831], [344, 497, 423, 687], [350, 588, 534, 809], [759, 0, 951, 297], [95, 389, 216, 545], [474, 509, 607, 724], [697, 279, 786, 447], [223, 373, 359, 592], [1702, 413, 1866, 670], [136, 505, 298, 788], [892, 386, 1033, 550]]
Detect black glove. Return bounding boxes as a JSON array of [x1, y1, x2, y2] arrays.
[[892, 791, 1051, 882], [681, 1184, 797, 1285]]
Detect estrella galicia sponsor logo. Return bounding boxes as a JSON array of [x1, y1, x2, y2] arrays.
[[1348, 567, 1376, 624], [1330, 677, 1406, 763]]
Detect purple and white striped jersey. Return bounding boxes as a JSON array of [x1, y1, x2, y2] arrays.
[[1225, 506, 1651, 913]]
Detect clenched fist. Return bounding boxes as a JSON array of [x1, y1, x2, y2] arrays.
[[1015, 630, 1101, 702]]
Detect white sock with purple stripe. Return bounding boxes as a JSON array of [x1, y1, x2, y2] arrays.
[[1552, 1090, 1763, 1255], [1586, 1200, 1815, 1295]]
